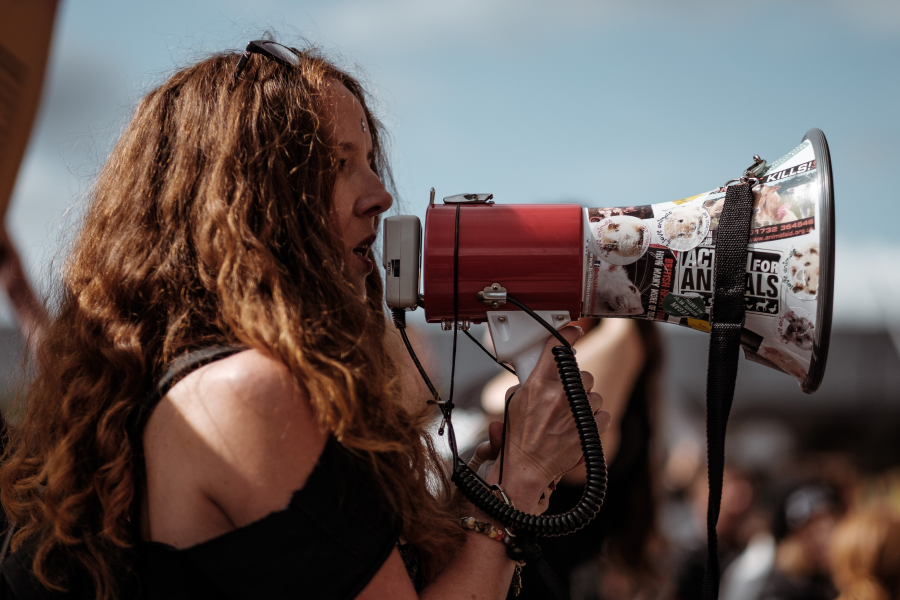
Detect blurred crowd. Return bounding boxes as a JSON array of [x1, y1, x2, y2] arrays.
[[415, 315, 900, 600]]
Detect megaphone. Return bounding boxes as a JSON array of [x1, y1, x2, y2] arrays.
[[384, 128, 834, 393]]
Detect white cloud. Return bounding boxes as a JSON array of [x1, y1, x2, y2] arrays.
[[250, 0, 900, 55]]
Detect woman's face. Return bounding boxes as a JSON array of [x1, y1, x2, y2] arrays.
[[324, 82, 393, 294]]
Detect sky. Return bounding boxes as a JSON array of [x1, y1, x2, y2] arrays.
[[7, 0, 900, 328]]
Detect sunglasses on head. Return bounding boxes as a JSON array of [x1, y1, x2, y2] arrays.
[[233, 40, 302, 81]]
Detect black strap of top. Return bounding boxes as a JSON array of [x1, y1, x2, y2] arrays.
[[127, 346, 245, 444], [701, 183, 754, 600]]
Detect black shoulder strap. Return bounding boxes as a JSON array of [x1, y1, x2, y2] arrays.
[[701, 182, 754, 600], [126, 345, 245, 444]]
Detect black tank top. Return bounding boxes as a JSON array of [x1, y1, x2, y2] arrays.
[[1, 347, 410, 600]]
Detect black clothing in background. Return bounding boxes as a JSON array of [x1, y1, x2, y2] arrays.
[[758, 571, 835, 600]]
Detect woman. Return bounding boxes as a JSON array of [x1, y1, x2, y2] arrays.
[[0, 41, 609, 599]]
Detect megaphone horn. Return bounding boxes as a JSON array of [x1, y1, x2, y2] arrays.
[[384, 128, 834, 394]]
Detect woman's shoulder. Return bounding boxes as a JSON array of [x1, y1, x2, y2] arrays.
[[159, 348, 323, 444], [143, 349, 328, 538], [170, 347, 295, 400]]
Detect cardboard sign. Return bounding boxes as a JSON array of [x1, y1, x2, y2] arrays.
[[0, 0, 60, 221]]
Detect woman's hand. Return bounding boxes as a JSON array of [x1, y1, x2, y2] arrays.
[[468, 420, 559, 515], [474, 327, 611, 512]]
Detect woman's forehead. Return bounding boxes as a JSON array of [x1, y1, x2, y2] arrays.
[[323, 82, 371, 147]]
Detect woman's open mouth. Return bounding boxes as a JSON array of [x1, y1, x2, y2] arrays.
[[352, 235, 376, 273]]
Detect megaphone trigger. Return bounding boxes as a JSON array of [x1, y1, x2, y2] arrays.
[[486, 310, 572, 383]]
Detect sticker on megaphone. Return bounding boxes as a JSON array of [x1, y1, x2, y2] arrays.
[[587, 215, 651, 265], [579, 135, 833, 391]]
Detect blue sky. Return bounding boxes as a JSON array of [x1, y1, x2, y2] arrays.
[[9, 0, 900, 302]]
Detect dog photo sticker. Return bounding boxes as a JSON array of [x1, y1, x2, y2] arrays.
[[588, 215, 651, 266], [752, 183, 804, 229], [776, 308, 815, 352], [654, 203, 711, 251], [782, 240, 820, 300]]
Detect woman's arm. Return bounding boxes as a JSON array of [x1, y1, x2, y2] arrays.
[[565, 318, 646, 463]]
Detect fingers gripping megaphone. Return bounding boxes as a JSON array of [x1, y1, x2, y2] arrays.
[[385, 129, 834, 393]]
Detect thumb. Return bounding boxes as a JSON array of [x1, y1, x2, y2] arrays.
[[488, 420, 503, 455], [469, 420, 504, 472]]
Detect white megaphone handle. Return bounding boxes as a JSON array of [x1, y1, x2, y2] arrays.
[[486, 311, 572, 383]]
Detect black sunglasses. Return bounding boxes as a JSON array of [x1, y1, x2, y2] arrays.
[[233, 40, 302, 81]]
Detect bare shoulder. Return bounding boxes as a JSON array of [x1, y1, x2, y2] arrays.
[[170, 348, 300, 412], [163, 348, 322, 443], [144, 349, 327, 534]]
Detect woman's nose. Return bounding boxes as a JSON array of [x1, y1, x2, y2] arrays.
[[356, 170, 393, 218]]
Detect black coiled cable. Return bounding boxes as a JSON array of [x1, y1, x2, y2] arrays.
[[450, 343, 607, 537]]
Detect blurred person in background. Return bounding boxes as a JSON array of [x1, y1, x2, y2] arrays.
[[674, 467, 771, 600], [482, 318, 666, 600], [829, 504, 900, 600], [757, 483, 842, 600], [0, 226, 48, 442], [0, 225, 48, 563], [0, 227, 47, 349]]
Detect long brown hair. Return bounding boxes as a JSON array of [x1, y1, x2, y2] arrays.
[[0, 44, 463, 598], [831, 505, 900, 600]]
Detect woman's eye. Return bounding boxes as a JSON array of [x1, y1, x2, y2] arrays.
[[338, 158, 348, 170]]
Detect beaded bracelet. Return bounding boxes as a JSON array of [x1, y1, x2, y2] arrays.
[[458, 517, 526, 566], [458, 517, 524, 596]]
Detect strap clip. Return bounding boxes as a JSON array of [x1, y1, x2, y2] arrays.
[[723, 154, 767, 187]]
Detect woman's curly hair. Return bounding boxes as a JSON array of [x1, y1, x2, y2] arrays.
[[0, 44, 464, 599]]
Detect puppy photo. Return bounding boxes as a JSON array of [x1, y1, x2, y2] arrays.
[[777, 310, 815, 351], [784, 241, 820, 298], [657, 203, 710, 251], [784, 181, 817, 219], [703, 196, 726, 231], [752, 184, 799, 228], [589, 216, 650, 265]]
